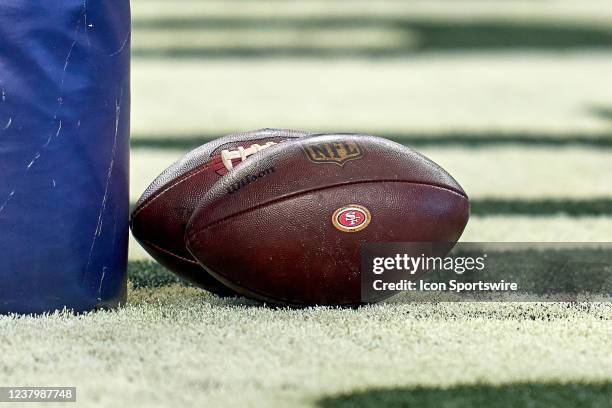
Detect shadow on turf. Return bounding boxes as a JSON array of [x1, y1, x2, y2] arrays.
[[127, 261, 261, 307], [131, 242, 612, 299], [317, 382, 612, 408], [589, 106, 612, 123], [129, 260, 187, 289], [132, 18, 612, 58], [470, 198, 612, 217], [131, 132, 612, 150]]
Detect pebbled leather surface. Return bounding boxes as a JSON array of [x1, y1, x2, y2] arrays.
[[186, 134, 470, 306], [130, 128, 311, 295]]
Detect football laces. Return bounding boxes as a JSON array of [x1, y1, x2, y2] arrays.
[[221, 142, 277, 171]]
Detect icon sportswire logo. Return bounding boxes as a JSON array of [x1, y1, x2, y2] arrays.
[[332, 205, 371, 232]]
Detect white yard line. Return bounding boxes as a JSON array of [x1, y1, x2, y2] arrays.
[[132, 53, 612, 136], [132, 0, 612, 24], [462, 216, 612, 242]]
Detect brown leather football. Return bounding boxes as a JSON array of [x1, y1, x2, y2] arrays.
[[185, 134, 469, 306], [130, 128, 311, 295]]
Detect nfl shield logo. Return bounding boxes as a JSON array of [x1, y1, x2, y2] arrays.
[[303, 141, 363, 166]]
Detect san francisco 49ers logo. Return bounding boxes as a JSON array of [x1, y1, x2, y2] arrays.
[[332, 205, 371, 232]]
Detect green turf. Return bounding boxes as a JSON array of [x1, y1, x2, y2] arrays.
[[2, 288, 610, 407]]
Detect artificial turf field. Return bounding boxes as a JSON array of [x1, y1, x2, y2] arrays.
[[2, 1, 612, 407]]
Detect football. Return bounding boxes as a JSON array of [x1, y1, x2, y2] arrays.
[[185, 134, 470, 306], [130, 128, 311, 295]]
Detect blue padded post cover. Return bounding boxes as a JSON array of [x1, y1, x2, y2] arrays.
[[0, 1, 131, 314]]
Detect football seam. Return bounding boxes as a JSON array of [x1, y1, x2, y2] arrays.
[[131, 158, 220, 219], [139, 238, 201, 264], [186, 179, 468, 241], [186, 179, 467, 306]]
